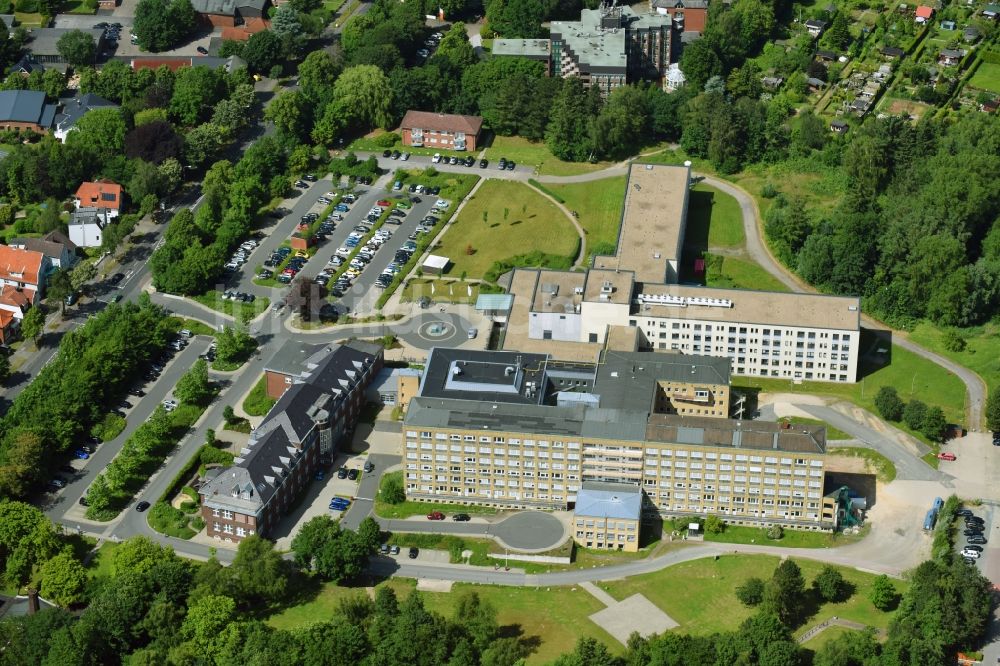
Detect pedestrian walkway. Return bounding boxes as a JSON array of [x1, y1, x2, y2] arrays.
[[797, 617, 879, 644]]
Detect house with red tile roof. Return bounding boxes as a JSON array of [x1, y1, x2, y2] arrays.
[[400, 111, 484, 152], [74, 180, 123, 219], [0, 245, 48, 305], [915, 5, 934, 22], [0, 285, 30, 345]]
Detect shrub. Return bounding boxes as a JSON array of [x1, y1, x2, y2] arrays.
[[761, 183, 779, 198], [91, 413, 127, 442], [766, 524, 784, 540], [704, 514, 725, 534], [869, 574, 897, 611], [874, 386, 904, 422], [380, 472, 405, 504], [942, 328, 967, 352], [179, 500, 198, 514], [374, 132, 400, 147], [903, 400, 927, 430], [191, 517, 206, 531], [736, 577, 765, 606], [813, 566, 849, 602]]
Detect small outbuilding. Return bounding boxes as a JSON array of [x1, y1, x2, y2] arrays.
[[421, 254, 450, 276], [830, 118, 849, 133], [915, 5, 934, 23]]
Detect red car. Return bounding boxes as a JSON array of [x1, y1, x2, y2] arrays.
[[937, 452, 956, 461], [426, 511, 445, 520], [377, 200, 391, 207]]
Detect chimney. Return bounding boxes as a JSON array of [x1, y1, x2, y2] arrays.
[[27, 588, 39, 615]]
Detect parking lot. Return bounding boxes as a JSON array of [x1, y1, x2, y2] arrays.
[[956, 503, 1000, 581]]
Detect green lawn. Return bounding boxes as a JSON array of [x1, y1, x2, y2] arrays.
[[799, 625, 866, 652], [483, 136, 617, 177], [601, 554, 906, 635], [165, 316, 216, 338], [434, 180, 580, 279], [400, 278, 480, 304], [829, 447, 897, 483], [14, 11, 44, 26], [190, 291, 270, 322], [376, 497, 500, 519], [783, 416, 851, 441], [267, 578, 619, 664], [391, 168, 479, 203], [909, 320, 1000, 399], [704, 524, 866, 549], [688, 184, 745, 249], [242, 375, 276, 417], [59, 0, 97, 12], [970, 62, 1000, 93], [542, 176, 626, 256], [87, 541, 119, 580], [348, 130, 472, 160], [734, 339, 966, 427], [703, 254, 791, 292]]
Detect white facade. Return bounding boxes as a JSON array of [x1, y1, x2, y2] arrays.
[[69, 222, 103, 248]]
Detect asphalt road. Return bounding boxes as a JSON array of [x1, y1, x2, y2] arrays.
[[341, 452, 399, 531], [42, 336, 211, 518]]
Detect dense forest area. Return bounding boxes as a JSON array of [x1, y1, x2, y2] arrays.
[[0, 499, 991, 666]]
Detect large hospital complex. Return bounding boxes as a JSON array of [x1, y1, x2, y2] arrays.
[[399, 163, 863, 547]]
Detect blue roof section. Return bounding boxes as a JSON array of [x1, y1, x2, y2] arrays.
[[575, 481, 642, 521], [475, 293, 514, 311], [0, 90, 47, 124]]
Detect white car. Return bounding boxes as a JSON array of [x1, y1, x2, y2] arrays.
[[336, 247, 352, 257], [432, 153, 441, 163], [435, 199, 449, 208], [162, 399, 178, 412], [962, 548, 981, 558]]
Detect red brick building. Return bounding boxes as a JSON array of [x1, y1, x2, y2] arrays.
[[400, 110, 484, 152], [200, 341, 383, 542]]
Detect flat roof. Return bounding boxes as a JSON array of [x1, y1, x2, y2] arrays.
[[419, 347, 550, 405], [492, 38, 550, 58], [583, 268, 634, 305], [594, 163, 690, 283], [593, 349, 730, 411], [531, 270, 585, 314], [637, 283, 860, 331], [576, 481, 642, 520]]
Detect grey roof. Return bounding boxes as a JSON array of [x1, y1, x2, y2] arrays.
[[419, 348, 551, 405], [9, 54, 43, 75], [550, 7, 670, 73], [593, 350, 731, 411], [54, 93, 117, 133], [197, 55, 247, 72], [28, 28, 104, 57], [575, 481, 642, 520], [190, 0, 266, 15], [805, 19, 828, 28], [265, 340, 328, 377], [11, 236, 71, 260], [651, 0, 709, 7], [806, 77, 826, 86], [881, 46, 905, 56], [0, 90, 54, 126], [69, 207, 112, 227], [202, 341, 380, 513], [491, 38, 550, 58], [940, 48, 965, 58]]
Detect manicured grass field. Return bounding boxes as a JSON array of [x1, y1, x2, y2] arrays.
[[375, 497, 499, 519], [704, 255, 791, 292], [799, 625, 864, 652], [434, 180, 580, 278], [909, 320, 1000, 397], [543, 176, 626, 255], [267, 578, 619, 664], [400, 278, 480, 304], [601, 554, 906, 636], [829, 447, 897, 483], [483, 136, 616, 177], [242, 375, 276, 417], [734, 340, 966, 426], [970, 62, 1000, 93], [190, 291, 270, 322], [704, 525, 865, 549], [688, 184, 745, 248]]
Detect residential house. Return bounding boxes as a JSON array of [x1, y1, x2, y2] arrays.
[[805, 19, 828, 37], [915, 5, 934, 23], [940, 19, 956, 30], [573, 481, 644, 552], [963, 25, 981, 42], [830, 118, 849, 133], [0, 90, 56, 133], [880, 46, 905, 59], [27, 29, 105, 65], [0, 285, 30, 345], [400, 110, 484, 152], [68, 208, 113, 248], [815, 49, 838, 62], [873, 64, 892, 82], [200, 341, 383, 542], [0, 245, 48, 304], [850, 97, 871, 116], [983, 4, 1000, 19], [10, 232, 77, 272], [806, 76, 827, 92], [73, 180, 123, 219], [53, 93, 118, 142], [939, 48, 965, 66], [761, 75, 784, 90], [189, 0, 269, 28], [859, 81, 881, 101], [8, 54, 44, 76]]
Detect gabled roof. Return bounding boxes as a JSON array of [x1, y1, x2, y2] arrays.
[[0, 284, 30, 311], [0, 90, 55, 126], [400, 110, 484, 135], [10, 236, 70, 261], [0, 245, 44, 286], [915, 5, 934, 18], [190, 0, 267, 16], [43, 230, 77, 251], [75, 180, 123, 211], [54, 93, 117, 133], [8, 54, 43, 75]]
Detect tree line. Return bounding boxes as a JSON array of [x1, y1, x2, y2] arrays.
[[0, 296, 173, 500]]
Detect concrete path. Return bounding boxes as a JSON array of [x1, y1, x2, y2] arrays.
[[797, 617, 877, 644], [579, 581, 618, 606]]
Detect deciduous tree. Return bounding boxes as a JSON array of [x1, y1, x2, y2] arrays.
[[56, 30, 96, 68], [875, 386, 905, 422], [40, 551, 88, 607]]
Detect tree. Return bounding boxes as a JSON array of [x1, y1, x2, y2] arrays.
[[0, 350, 9, 384], [736, 577, 765, 606], [874, 386, 905, 422], [487, 0, 545, 38], [242, 30, 283, 75], [21, 306, 45, 347], [183, 594, 236, 652], [285, 277, 327, 320], [551, 637, 622, 666], [111, 535, 177, 577], [56, 30, 96, 68], [184, 122, 226, 167], [66, 108, 127, 159], [546, 76, 595, 162], [436, 22, 476, 68], [230, 535, 288, 605], [134, 0, 197, 52], [271, 4, 305, 57], [826, 13, 851, 50], [680, 39, 722, 90], [381, 473, 405, 504], [921, 406, 947, 442], [39, 551, 88, 607], [290, 516, 374, 583], [813, 566, 848, 602], [332, 64, 394, 131], [903, 399, 927, 430], [46, 269, 72, 315], [298, 50, 342, 104], [170, 66, 226, 126], [868, 574, 896, 610], [174, 359, 213, 405], [265, 90, 309, 140], [357, 516, 381, 553], [215, 326, 256, 365], [704, 514, 725, 534], [125, 120, 183, 164], [986, 391, 1000, 433], [763, 558, 806, 626]]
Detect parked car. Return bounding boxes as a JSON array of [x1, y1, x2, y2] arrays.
[[452, 513, 471, 521], [967, 535, 987, 545], [364, 460, 374, 473], [432, 153, 441, 163], [337, 467, 348, 479], [48, 478, 66, 489], [348, 469, 360, 481], [937, 452, 956, 461], [427, 511, 445, 520], [304, 174, 317, 181], [390, 545, 400, 555], [408, 547, 419, 559]]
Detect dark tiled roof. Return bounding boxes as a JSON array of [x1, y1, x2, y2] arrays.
[[400, 110, 484, 135], [54, 93, 117, 133]]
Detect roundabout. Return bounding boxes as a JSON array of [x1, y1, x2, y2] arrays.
[[493, 511, 567, 552]]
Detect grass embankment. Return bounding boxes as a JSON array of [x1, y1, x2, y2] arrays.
[[601, 554, 906, 636], [190, 291, 270, 322], [704, 524, 867, 549], [267, 578, 619, 664], [375, 471, 499, 519], [829, 447, 897, 483], [400, 278, 480, 304], [909, 321, 1000, 399], [688, 183, 746, 248], [782, 416, 851, 441], [434, 180, 580, 279], [483, 135, 618, 177], [703, 254, 791, 292], [242, 375, 276, 417], [541, 176, 627, 259]]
